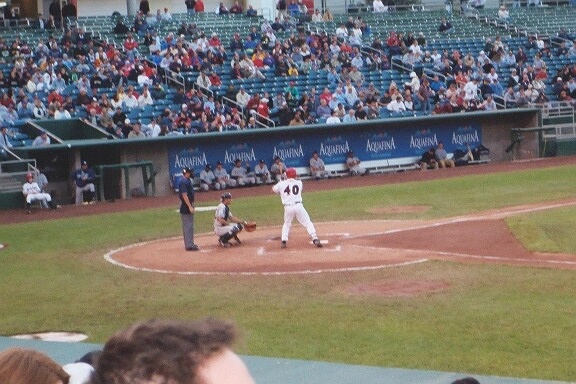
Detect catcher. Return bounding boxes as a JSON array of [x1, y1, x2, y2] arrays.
[[214, 192, 256, 248]]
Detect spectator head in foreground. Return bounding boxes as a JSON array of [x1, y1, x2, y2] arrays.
[[452, 378, 481, 384], [91, 318, 255, 384], [0, 347, 70, 384]]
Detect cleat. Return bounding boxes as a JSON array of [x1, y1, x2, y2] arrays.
[[313, 239, 323, 248], [186, 245, 200, 251], [219, 240, 231, 248], [280, 241, 287, 249]]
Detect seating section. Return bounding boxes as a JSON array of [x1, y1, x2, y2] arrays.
[[0, 5, 574, 140]]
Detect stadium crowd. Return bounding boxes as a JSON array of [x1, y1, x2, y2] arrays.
[[0, 0, 574, 142]]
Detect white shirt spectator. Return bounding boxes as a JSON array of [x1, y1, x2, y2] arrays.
[[335, 25, 349, 39], [326, 114, 341, 124], [236, 89, 251, 107], [54, 108, 72, 119], [197, 73, 212, 88], [373, 0, 388, 12], [463, 80, 479, 101], [124, 94, 139, 109], [137, 90, 154, 108], [387, 97, 407, 113]]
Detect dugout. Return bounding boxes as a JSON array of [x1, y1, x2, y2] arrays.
[[2, 108, 544, 209]]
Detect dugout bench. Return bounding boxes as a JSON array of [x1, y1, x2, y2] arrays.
[[95, 161, 156, 201]]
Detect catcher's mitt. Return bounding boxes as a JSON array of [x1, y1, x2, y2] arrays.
[[244, 221, 257, 232]]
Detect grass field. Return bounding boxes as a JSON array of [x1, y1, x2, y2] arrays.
[[1, 165, 575, 382]]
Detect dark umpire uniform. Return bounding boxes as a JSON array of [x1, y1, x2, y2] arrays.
[[179, 167, 199, 251]]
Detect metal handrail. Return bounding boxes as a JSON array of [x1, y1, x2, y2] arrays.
[[221, 96, 245, 117], [250, 110, 276, 128]]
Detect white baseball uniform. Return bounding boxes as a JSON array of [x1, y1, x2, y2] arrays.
[[23, 181, 53, 205], [272, 177, 319, 242]]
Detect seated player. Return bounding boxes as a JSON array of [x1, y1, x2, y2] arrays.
[[22, 172, 59, 213]]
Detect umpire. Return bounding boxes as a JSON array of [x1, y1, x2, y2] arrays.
[[179, 167, 199, 251]]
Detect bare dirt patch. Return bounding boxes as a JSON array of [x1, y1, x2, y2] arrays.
[[368, 205, 431, 214], [345, 280, 451, 297]]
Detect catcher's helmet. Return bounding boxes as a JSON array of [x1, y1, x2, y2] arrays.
[[285, 168, 297, 179]]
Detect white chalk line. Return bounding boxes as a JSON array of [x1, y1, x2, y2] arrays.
[[348, 245, 576, 267], [105, 242, 428, 275], [346, 200, 576, 239]]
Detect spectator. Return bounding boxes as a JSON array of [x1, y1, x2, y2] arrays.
[[373, 0, 388, 12], [497, 5, 511, 22], [0, 126, 13, 158], [453, 378, 481, 384], [246, 5, 258, 16], [54, 102, 72, 119], [71, 160, 96, 205], [139, 0, 150, 15], [311, 8, 323, 22], [326, 109, 342, 124], [322, 8, 333, 21], [185, 0, 197, 14], [438, 17, 452, 33], [387, 95, 407, 115], [92, 318, 255, 383], [161, 7, 172, 22], [230, 0, 243, 14], [127, 122, 146, 138], [342, 108, 357, 123], [236, 87, 251, 108], [419, 147, 439, 170], [48, 0, 61, 28], [479, 93, 497, 111], [346, 150, 368, 176], [32, 129, 51, 146], [503, 86, 517, 107], [195, 0, 205, 12], [217, 2, 230, 14], [0, 348, 69, 383]]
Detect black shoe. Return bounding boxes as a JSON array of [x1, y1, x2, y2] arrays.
[[313, 239, 323, 248], [281, 241, 287, 249], [186, 245, 200, 251]]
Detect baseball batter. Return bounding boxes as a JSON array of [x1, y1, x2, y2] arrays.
[[272, 168, 323, 249], [214, 192, 245, 248]]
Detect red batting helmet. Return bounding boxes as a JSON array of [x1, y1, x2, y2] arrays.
[[26, 172, 33, 179], [285, 168, 297, 179]]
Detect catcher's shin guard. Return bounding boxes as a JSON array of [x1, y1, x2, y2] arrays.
[[219, 232, 235, 244]]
